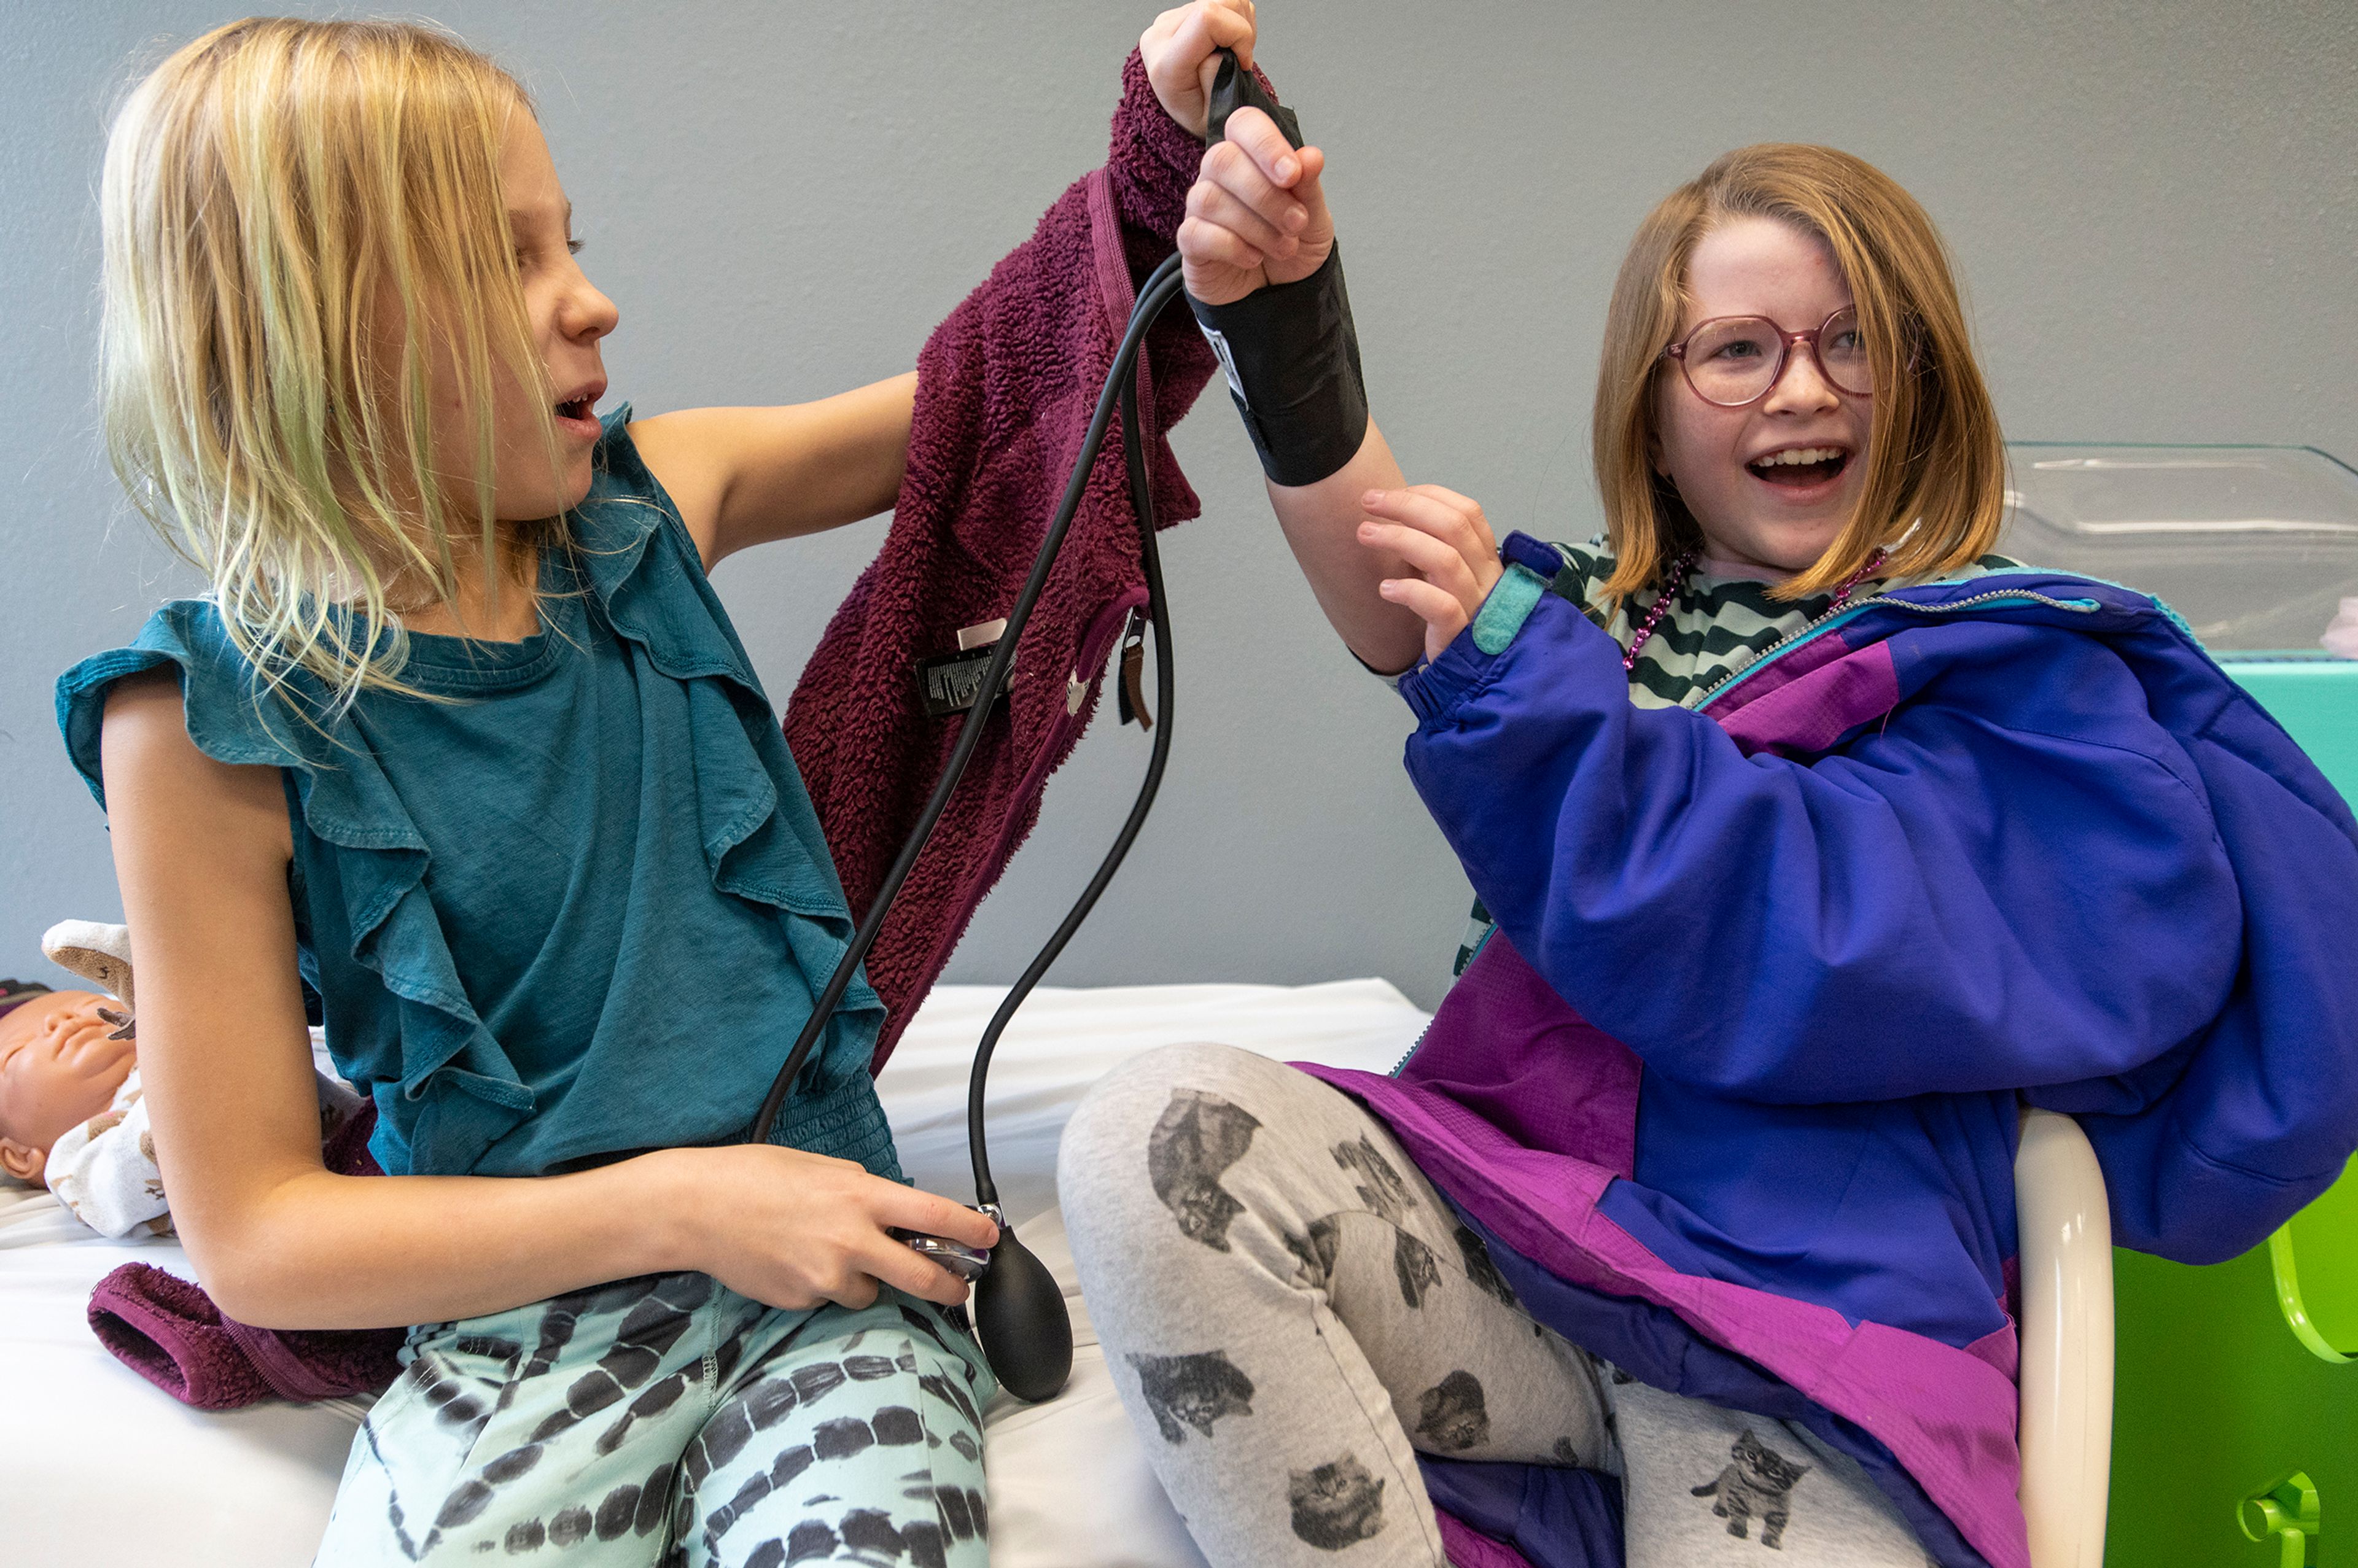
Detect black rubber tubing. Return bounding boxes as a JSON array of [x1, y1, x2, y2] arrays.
[[967, 336, 1183, 1203], [748, 250, 1189, 1153]]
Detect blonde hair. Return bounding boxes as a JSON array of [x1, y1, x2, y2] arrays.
[[100, 17, 556, 707], [1590, 144, 2004, 606]]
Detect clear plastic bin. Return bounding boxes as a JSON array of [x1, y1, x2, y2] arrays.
[[1999, 444, 2358, 651]]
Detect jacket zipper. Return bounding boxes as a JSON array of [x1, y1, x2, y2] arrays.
[[1390, 1024, 1427, 1078], [1688, 588, 2102, 712]]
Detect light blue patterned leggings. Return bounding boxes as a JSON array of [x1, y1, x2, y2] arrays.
[[317, 1273, 995, 1567]]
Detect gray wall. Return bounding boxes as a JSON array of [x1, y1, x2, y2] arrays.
[[6, 1, 2354, 1009]]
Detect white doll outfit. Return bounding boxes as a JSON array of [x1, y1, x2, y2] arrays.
[[44, 1028, 362, 1238]]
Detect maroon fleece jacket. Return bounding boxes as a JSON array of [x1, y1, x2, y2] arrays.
[[785, 47, 1216, 1066]]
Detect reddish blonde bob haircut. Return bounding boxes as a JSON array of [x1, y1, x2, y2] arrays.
[[1590, 144, 2005, 605]]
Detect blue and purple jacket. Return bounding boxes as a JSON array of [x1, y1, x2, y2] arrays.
[[1301, 534, 2358, 1568]]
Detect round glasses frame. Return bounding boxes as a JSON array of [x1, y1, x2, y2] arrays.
[[1661, 306, 1874, 408]]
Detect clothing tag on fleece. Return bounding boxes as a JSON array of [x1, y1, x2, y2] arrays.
[[1117, 610, 1152, 730], [917, 646, 1007, 717]]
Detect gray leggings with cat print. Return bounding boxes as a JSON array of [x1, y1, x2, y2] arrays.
[[1059, 1043, 1936, 1567]]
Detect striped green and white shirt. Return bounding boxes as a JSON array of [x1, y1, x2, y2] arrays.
[[1563, 540, 1866, 710]]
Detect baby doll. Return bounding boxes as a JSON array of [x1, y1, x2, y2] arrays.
[[0, 922, 357, 1238]]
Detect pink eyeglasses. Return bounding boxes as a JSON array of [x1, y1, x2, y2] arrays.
[[1662, 306, 1874, 408]]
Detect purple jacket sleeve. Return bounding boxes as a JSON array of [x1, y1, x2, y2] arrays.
[[1401, 591, 2243, 1104]]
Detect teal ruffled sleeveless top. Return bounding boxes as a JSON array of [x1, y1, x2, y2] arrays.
[[56, 409, 897, 1181]]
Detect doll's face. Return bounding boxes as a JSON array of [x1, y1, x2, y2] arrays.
[[0, 992, 137, 1184]]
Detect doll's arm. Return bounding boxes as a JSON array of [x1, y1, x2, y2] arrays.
[[45, 1078, 169, 1240]]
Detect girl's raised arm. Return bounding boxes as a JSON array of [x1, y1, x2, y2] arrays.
[[626, 374, 917, 572], [631, 0, 1272, 578], [1176, 103, 1434, 673]]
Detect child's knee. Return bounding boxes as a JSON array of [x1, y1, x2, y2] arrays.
[[1064, 1041, 1245, 1180], [1062, 1041, 1396, 1284], [694, 1318, 989, 1568], [1059, 1041, 1295, 1238]]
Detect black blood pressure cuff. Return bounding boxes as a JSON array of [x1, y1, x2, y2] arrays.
[[1188, 244, 1368, 487]]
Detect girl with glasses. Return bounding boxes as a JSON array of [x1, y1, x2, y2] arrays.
[[1060, 101, 2358, 1568]]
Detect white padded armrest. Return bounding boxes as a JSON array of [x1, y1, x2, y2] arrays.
[[2014, 1107, 2114, 1568]]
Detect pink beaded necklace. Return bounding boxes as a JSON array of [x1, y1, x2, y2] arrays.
[[1621, 546, 1889, 673]]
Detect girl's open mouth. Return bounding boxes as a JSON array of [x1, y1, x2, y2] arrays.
[[1747, 445, 1850, 489], [553, 379, 606, 435]]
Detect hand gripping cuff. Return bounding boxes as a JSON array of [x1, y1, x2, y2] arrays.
[[1188, 244, 1369, 487]]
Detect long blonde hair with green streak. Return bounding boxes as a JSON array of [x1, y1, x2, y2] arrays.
[[101, 17, 558, 710]]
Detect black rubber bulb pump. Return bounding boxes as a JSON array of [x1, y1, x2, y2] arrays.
[[971, 1215, 1072, 1403]]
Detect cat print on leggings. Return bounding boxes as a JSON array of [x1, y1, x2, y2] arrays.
[[1148, 1090, 1263, 1251], [1412, 1370, 1490, 1453], [1127, 1349, 1257, 1444], [1287, 1454, 1387, 1550], [1451, 1224, 1519, 1306], [1692, 1427, 1811, 1549]]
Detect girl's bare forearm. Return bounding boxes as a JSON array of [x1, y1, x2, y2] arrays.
[[1264, 415, 1426, 674], [196, 1150, 701, 1330]]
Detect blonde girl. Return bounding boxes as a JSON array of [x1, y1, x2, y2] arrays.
[[61, 8, 1259, 1564]]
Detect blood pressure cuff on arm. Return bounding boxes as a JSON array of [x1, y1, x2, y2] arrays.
[[1188, 244, 1368, 487]]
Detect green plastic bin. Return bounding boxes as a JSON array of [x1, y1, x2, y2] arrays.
[[2105, 654, 2358, 1568]]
